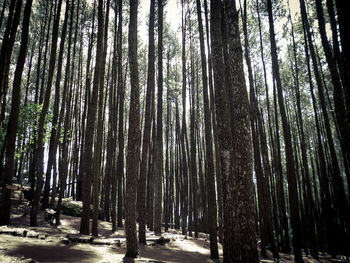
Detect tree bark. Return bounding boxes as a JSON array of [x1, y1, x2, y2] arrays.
[[79, 0, 104, 235], [154, 0, 164, 236], [195, 0, 218, 257], [267, 0, 304, 261], [0, 0, 33, 226], [125, 0, 141, 257], [30, 0, 63, 227], [137, 0, 155, 243]]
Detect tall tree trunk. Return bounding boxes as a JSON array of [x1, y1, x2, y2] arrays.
[[239, 0, 279, 259], [0, 0, 22, 115], [267, 0, 304, 261], [287, 0, 318, 257], [106, 0, 119, 226], [180, 0, 188, 236], [299, 0, 349, 255], [0, 0, 8, 30], [147, 88, 156, 231], [0, 0, 33, 226], [335, 0, 350, 108], [195, 0, 218, 257], [301, 5, 338, 256], [55, 0, 75, 226], [92, 0, 109, 236], [77, 0, 96, 202], [154, 0, 164, 236], [30, 0, 63, 227], [221, 0, 259, 261], [315, 0, 350, 196], [42, 0, 70, 210], [125, 0, 141, 257], [80, 0, 104, 235], [116, 0, 124, 228], [137, 0, 155, 243]]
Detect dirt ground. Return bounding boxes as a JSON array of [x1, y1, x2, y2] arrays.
[[0, 203, 338, 263]]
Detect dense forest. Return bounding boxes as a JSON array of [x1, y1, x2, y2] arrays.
[[0, 0, 349, 262]]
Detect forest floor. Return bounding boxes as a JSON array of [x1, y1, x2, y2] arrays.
[[0, 196, 340, 263]]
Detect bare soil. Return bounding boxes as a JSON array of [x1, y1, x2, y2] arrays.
[[0, 200, 338, 263]]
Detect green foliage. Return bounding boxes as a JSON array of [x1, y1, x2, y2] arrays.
[[61, 199, 83, 217], [18, 103, 42, 137]]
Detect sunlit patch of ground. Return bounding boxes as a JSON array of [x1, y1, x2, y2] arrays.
[[0, 202, 340, 263]]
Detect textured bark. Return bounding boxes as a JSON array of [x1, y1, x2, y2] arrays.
[[222, 1, 259, 261], [125, 0, 141, 257], [240, 0, 278, 259], [203, 0, 223, 244], [210, 2, 233, 259], [0, 0, 33, 226]]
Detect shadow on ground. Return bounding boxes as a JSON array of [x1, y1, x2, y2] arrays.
[[8, 242, 100, 262]]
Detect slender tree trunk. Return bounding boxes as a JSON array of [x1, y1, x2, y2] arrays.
[[195, 0, 218, 257], [147, 88, 156, 231], [116, 0, 124, 228], [335, 0, 350, 108], [174, 101, 181, 230], [30, 0, 63, 227], [80, 0, 104, 235], [124, 0, 141, 257], [105, 0, 118, 225], [300, 0, 350, 255], [92, 0, 109, 236], [301, 7, 338, 256], [0, 0, 8, 30], [0, 0, 33, 226], [137, 0, 155, 243], [42, 0, 70, 210], [154, 0, 164, 236], [239, 0, 279, 259], [0, 0, 22, 115], [267, 0, 304, 261], [180, 0, 188, 236], [287, 1, 318, 257], [77, 0, 96, 202], [315, 0, 350, 195]]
